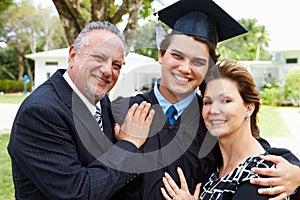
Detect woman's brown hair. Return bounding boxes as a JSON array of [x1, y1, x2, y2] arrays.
[[204, 59, 261, 138]]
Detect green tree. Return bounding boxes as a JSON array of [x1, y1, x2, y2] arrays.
[[284, 67, 300, 105], [52, 0, 156, 54], [0, 0, 66, 81], [218, 18, 271, 61], [0, 0, 13, 30], [132, 21, 158, 60]]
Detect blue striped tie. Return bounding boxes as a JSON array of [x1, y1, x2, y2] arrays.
[[166, 105, 177, 126], [94, 105, 103, 131]]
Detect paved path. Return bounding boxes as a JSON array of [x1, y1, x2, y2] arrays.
[[0, 103, 20, 134]]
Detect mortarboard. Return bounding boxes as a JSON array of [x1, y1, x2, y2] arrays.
[[155, 0, 247, 44]]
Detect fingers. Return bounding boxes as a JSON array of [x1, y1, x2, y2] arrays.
[[177, 167, 188, 191], [164, 172, 180, 197], [193, 183, 201, 199], [114, 123, 120, 134], [160, 187, 172, 200], [251, 167, 279, 177], [259, 155, 286, 165], [146, 109, 155, 125], [128, 101, 154, 125], [127, 103, 139, 118], [268, 192, 289, 200], [250, 177, 281, 187], [117, 101, 155, 148], [257, 185, 286, 195]]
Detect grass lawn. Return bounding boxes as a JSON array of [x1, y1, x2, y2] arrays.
[[258, 105, 291, 137], [0, 134, 14, 200], [0, 93, 27, 104]]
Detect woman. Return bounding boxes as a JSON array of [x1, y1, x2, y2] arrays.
[[161, 60, 299, 199]]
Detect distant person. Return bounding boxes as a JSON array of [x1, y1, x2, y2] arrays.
[[161, 59, 300, 200], [8, 21, 154, 199]]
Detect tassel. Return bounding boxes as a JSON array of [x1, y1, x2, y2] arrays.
[[156, 21, 166, 49]]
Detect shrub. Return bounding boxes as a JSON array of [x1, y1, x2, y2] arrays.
[[0, 79, 32, 93], [284, 67, 300, 106], [260, 82, 281, 106]]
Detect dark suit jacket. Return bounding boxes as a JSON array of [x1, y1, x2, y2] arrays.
[[8, 69, 140, 200], [110, 90, 216, 200]]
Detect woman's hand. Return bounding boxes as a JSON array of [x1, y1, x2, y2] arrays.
[[160, 167, 201, 200]]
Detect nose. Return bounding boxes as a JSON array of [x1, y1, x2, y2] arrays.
[[178, 59, 192, 74], [209, 102, 221, 115], [100, 63, 113, 77]]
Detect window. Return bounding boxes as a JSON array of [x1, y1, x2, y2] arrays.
[[45, 61, 58, 65], [286, 58, 298, 64]]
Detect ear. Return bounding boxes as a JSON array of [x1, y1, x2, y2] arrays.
[[68, 45, 76, 66], [158, 49, 163, 64], [245, 103, 255, 116]]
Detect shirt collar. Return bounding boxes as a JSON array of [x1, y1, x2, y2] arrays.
[[63, 71, 97, 115], [154, 78, 196, 119]]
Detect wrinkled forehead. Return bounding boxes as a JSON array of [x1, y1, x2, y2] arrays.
[[87, 29, 125, 50]]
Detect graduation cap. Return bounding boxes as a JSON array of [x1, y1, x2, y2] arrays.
[[155, 0, 247, 44]]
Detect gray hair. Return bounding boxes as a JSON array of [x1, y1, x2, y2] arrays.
[[73, 21, 126, 54]]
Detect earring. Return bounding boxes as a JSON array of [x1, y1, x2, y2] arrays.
[[245, 113, 250, 119]]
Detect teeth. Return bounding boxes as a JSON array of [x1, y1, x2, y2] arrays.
[[96, 77, 106, 83], [211, 120, 225, 125], [174, 74, 188, 82]]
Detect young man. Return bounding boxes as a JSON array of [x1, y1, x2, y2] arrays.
[[111, 0, 300, 199]]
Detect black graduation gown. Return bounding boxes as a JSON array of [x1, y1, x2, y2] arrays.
[[110, 90, 217, 200]]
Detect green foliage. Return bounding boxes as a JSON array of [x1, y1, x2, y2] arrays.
[[0, 79, 31, 93], [260, 82, 281, 106], [0, 47, 18, 79], [284, 67, 300, 105], [0, 134, 14, 200], [140, 0, 155, 19], [218, 18, 272, 61], [0, 0, 66, 81], [132, 21, 158, 60]]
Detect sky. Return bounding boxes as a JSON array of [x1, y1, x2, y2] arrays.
[[36, 0, 300, 51]]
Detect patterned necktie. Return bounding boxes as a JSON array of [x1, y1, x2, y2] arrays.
[[166, 105, 177, 126], [94, 105, 103, 131]]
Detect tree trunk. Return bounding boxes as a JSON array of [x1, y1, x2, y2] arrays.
[[123, 0, 143, 54], [52, 0, 87, 45], [52, 0, 141, 52], [17, 53, 24, 80]]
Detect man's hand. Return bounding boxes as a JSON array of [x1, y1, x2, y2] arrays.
[[250, 155, 300, 200], [114, 101, 155, 149]]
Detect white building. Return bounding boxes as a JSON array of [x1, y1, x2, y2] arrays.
[[25, 48, 160, 100]]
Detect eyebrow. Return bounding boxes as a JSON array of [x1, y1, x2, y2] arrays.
[[170, 49, 208, 63], [204, 92, 235, 99]]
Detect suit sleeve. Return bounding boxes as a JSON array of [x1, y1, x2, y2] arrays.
[[11, 103, 138, 199]]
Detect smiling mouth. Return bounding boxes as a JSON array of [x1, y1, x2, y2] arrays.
[[93, 75, 110, 84], [174, 73, 189, 82], [211, 120, 226, 126]]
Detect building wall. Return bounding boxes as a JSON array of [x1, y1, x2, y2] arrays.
[[33, 57, 68, 89]]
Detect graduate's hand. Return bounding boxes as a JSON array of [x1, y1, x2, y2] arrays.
[[250, 155, 300, 200], [160, 167, 200, 200], [114, 101, 155, 149]]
